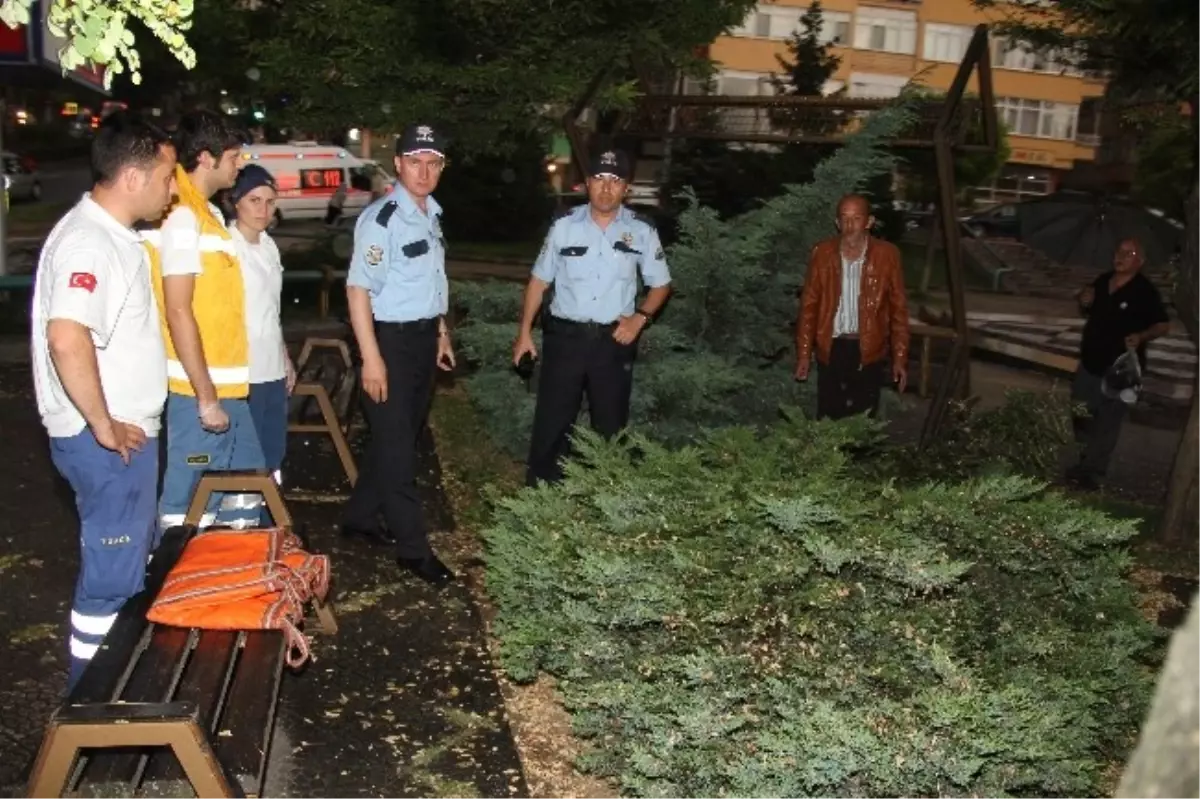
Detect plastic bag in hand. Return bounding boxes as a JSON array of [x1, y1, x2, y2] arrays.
[[1101, 349, 1142, 405]]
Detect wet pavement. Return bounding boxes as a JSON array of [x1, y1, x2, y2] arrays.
[[0, 350, 528, 798]]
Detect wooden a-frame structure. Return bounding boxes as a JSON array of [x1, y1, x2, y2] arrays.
[[561, 25, 1000, 445]]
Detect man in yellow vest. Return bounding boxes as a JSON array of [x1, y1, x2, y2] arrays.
[[145, 110, 265, 531]]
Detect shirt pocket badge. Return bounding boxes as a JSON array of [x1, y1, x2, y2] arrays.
[[560, 246, 589, 257], [401, 239, 430, 259]]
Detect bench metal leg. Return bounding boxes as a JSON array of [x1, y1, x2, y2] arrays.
[[288, 383, 359, 486], [185, 471, 294, 530], [307, 596, 340, 636], [295, 337, 352, 375], [27, 711, 239, 798]]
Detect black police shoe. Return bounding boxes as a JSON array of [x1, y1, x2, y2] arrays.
[[397, 554, 456, 586], [340, 522, 397, 546]]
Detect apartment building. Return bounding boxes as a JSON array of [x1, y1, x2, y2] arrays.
[[703, 0, 1108, 206]]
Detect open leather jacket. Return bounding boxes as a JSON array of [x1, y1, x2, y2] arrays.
[[796, 235, 910, 368]]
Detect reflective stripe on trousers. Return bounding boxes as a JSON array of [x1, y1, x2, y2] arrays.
[[49, 431, 158, 692], [160, 395, 267, 534]]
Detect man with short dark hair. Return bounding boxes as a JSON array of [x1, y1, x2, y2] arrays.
[[143, 110, 264, 531], [513, 149, 672, 486], [342, 122, 457, 585], [795, 193, 910, 419], [31, 112, 177, 690], [1069, 237, 1170, 489]]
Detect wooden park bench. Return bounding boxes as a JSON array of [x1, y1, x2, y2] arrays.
[[289, 337, 358, 486], [25, 471, 336, 799]]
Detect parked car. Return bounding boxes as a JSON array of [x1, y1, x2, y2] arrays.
[[962, 203, 1019, 238], [2, 151, 41, 202]]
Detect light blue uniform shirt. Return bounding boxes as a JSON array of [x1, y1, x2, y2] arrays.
[[532, 204, 671, 324], [346, 186, 448, 323]]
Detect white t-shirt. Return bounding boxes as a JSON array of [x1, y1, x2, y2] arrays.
[[231, 226, 287, 383], [31, 195, 168, 438]]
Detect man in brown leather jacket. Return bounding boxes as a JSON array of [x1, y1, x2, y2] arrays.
[[794, 194, 910, 419]]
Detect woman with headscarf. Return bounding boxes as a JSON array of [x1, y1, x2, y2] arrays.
[[229, 164, 295, 485]]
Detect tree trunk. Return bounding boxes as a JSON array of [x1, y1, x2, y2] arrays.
[[1117, 594, 1200, 798], [1158, 180, 1199, 541], [1160, 395, 1199, 542]]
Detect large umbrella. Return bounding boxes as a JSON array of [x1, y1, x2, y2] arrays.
[[1017, 190, 1184, 270]]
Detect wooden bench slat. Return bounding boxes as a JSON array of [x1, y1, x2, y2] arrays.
[[213, 631, 286, 797], [140, 629, 242, 785], [66, 526, 196, 706], [80, 625, 195, 787]]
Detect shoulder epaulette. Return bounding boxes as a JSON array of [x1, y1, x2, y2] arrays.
[[375, 201, 399, 228]]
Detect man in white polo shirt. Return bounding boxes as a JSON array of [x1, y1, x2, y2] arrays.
[[31, 113, 177, 691]]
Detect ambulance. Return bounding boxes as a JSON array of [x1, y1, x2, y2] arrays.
[[237, 142, 393, 225]]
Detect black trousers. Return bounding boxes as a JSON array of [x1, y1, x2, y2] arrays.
[[526, 317, 636, 486], [1070, 367, 1127, 480], [344, 320, 437, 557], [816, 337, 884, 420]]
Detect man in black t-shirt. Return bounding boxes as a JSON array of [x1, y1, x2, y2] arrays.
[[1069, 237, 1171, 489]]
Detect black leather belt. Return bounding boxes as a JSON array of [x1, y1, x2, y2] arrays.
[[376, 317, 439, 333], [546, 316, 617, 336]]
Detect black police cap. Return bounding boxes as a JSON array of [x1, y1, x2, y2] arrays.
[[588, 149, 631, 181], [396, 123, 448, 157]]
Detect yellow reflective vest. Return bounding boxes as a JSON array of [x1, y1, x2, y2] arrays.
[[145, 166, 250, 399]]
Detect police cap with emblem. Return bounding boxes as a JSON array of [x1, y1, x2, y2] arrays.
[[396, 122, 448, 157], [588, 148, 631, 181]]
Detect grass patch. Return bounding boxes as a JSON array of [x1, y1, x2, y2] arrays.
[[429, 385, 522, 531]]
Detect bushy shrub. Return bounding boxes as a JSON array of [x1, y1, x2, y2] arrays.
[[868, 389, 1078, 485], [483, 413, 1157, 797]]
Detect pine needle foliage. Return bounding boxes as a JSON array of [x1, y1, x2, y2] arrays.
[[483, 412, 1157, 797], [452, 102, 917, 459]]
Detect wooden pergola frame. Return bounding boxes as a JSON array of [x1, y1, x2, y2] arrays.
[[562, 25, 1000, 445]]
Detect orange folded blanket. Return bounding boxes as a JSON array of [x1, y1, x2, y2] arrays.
[[147, 527, 330, 667]]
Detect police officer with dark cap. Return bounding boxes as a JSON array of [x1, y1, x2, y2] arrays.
[[513, 148, 672, 486], [343, 122, 456, 585]]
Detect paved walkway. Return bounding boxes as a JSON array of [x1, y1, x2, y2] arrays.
[[0, 347, 528, 797]]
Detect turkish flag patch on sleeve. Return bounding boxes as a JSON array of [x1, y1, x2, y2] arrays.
[[68, 272, 97, 293]]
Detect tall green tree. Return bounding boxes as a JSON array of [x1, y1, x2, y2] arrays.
[[974, 0, 1200, 542], [249, 0, 756, 154], [1126, 106, 1195, 220], [770, 1, 840, 97]]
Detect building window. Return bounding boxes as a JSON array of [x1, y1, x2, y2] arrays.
[[821, 11, 852, 45], [996, 97, 1079, 140], [713, 70, 776, 136], [731, 4, 851, 45], [853, 7, 917, 55], [718, 70, 774, 97], [991, 37, 1082, 76], [848, 72, 909, 99], [923, 23, 973, 63]]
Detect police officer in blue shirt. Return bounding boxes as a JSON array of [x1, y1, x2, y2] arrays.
[[343, 122, 456, 586], [512, 149, 672, 486]]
